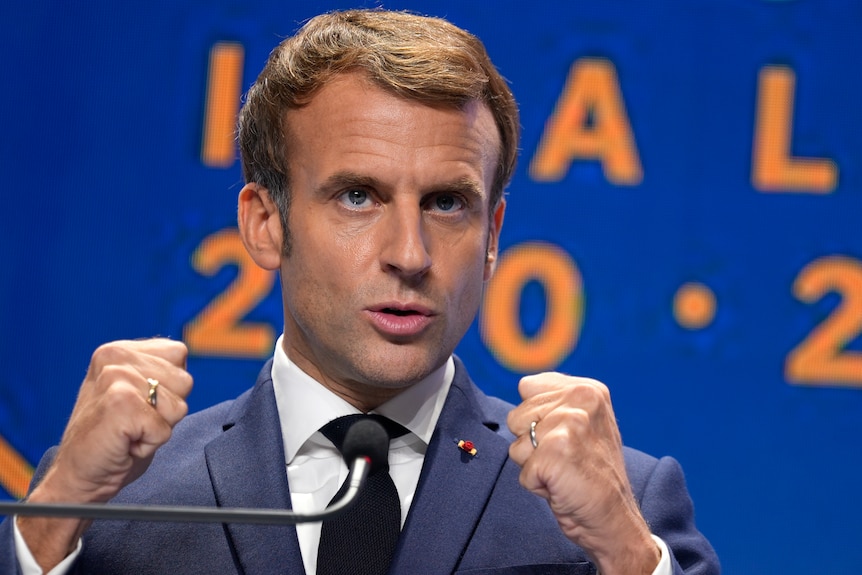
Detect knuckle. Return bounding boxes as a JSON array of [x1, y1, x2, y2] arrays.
[[156, 419, 174, 442], [175, 399, 189, 420], [162, 339, 189, 366], [561, 378, 610, 409], [565, 408, 591, 432], [157, 387, 189, 426], [508, 441, 519, 461], [588, 378, 611, 401], [517, 463, 533, 489], [98, 363, 137, 384], [91, 342, 131, 370], [177, 371, 194, 395], [539, 424, 580, 459], [505, 409, 518, 432], [96, 364, 140, 392], [517, 375, 536, 396], [102, 380, 141, 409]]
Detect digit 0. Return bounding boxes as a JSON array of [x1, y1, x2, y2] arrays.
[[786, 255, 862, 387], [481, 242, 582, 372], [184, 228, 276, 358]]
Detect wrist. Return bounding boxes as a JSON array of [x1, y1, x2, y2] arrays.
[[16, 513, 89, 572], [593, 533, 660, 575], [560, 504, 660, 575], [589, 516, 660, 575], [34, 453, 124, 505], [17, 471, 95, 571]]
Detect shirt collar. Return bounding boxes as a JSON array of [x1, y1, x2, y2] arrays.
[[271, 335, 454, 464]]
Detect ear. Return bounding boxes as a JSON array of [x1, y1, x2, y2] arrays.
[[237, 183, 283, 271], [483, 199, 506, 281]]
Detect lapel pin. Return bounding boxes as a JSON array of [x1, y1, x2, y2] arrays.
[[455, 438, 478, 457]]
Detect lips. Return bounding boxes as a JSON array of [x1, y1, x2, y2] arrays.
[[370, 302, 434, 315], [366, 302, 435, 337]]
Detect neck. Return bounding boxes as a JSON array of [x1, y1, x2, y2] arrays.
[[323, 380, 404, 413]]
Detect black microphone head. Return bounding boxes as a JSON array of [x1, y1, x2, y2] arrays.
[[341, 418, 390, 474]]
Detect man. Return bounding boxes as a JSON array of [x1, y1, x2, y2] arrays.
[[2, 9, 719, 574]]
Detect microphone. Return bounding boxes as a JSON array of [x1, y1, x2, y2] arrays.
[[0, 418, 389, 525]]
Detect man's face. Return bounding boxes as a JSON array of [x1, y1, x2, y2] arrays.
[[278, 72, 504, 408]]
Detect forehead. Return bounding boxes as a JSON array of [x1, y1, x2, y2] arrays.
[[282, 73, 500, 194]]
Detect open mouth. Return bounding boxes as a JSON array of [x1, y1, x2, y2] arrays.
[[383, 308, 422, 316], [367, 304, 434, 336]]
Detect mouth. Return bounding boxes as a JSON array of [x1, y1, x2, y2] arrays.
[[371, 303, 434, 317], [366, 303, 435, 337], [382, 307, 422, 317]]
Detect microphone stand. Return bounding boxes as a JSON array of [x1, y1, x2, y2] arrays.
[[0, 457, 371, 526]]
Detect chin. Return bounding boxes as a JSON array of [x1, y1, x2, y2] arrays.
[[357, 349, 446, 388]]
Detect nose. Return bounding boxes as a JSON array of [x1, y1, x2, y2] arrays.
[[380, 204, 432, 280]]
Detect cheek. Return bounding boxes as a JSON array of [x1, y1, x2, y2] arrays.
[[447, 249, 490, 309], [332, 224, 380, 275], [281, 233, 345, 307]]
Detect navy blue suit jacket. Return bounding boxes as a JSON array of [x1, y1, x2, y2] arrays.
[[1, 358, 719, 574]]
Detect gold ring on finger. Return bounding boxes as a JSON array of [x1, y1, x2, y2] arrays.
[[530, 420, 538, 449], [146, 378, 159, 408]]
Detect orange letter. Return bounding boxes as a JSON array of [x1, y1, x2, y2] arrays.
[[530, 58, 642, 185], [752, 66, 838, 193], [201, 42, 245, 168]]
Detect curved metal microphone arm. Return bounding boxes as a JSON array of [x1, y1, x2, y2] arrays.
[[0, 457, 371, 526]]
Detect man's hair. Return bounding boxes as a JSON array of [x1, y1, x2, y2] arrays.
[[238, 8, 519, 252]]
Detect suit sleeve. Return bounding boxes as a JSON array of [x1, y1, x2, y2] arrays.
[[636, 455, 721, 575], [0, 447, 83, 575]]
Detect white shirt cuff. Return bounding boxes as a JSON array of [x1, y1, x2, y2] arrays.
[[650, 534, 672, 575], [13, 516, 82, 575]]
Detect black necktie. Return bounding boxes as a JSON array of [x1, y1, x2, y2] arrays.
[[317, 414, 408, 575]]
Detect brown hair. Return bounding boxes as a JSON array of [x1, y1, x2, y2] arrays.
[[238, 8, 519, 252]]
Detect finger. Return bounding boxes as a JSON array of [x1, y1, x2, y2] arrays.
[[517, 372, 559, 400], [507, 373, 571, 435], [58, 379, 175, 470], [88, 339, 189, 380], [509, 425, 567, 501], [144, 378, 189, 427], [126, 338, 189, 369], [517, 453, 551, 500], [508, 425, 538, 467], [506, 402, 543, 440], [509, 408, 582, 466], [103, 365, 189, 426], [113, 382, 174, 457], [511, 376, 614, 435], [135, 358, 193, 403], [520, 373, 610, 404], [127, 402, 175, 461], [86, 342, 193, 401]]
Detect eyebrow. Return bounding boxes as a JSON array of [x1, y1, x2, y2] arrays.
[[316, 171, 487, 201], [316, 171, 379, 196], [439, 176, 485, 202]]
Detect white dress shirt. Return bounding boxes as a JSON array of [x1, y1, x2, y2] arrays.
[[15, 335, 670, 575], [271, 335, 453, 575]]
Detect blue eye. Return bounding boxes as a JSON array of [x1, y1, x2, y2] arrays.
[[434, 194, 463, 212], [338, 188, 373, 210], [346, 189, 367, 205]]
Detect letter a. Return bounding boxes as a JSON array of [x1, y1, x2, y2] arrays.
[[530, 58, 642, 185]]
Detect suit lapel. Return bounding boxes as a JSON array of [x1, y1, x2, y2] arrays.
[[204, 363, 307, 574], [389, 359, 512, 574]]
